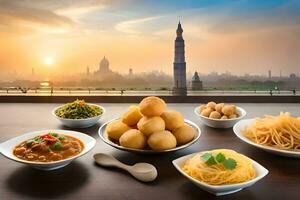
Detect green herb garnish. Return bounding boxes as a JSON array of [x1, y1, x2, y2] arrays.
[[222, 158, 237, 170], [49, 132, 58, 137], [54, 141, 62, 150], [26, 139, 35, 146], [58, 136, 65, 141], [201, 153, 217, 166], [215, 153, 225, 162], [201, 152, 237, 170]]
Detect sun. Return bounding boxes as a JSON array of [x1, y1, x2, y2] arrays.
[[44, 56, 54, 65]]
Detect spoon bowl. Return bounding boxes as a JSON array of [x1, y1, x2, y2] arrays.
[[130, 163, 158, 182]]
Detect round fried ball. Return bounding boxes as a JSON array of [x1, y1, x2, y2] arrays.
[[215, 103, 225, 113], [222, 105, 236, 116], [173, 124, 196, 145], [106, 120, 131, 140], [147, 130, 177, 150], [229, 114, 238, 119], [119, 129, 146, 149], [161, 110, 184, 131], [221, 115, 228, 120], [209, 111, 222, 119], [122, 105, 143, 126], [199, 105, 206, 113], [137, 116, 165, 136], [139, 96, 166, 116], [201, 108, 213, 117], [207, 102, 217, 110]]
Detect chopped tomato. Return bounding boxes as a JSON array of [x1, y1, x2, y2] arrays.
[[79, 101, 86, 107], [40, 134, 57, 142]]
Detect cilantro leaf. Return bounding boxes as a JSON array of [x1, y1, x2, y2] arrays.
[[201, 153, 212, 162], [201, 152, 237, 170], [206, 156, 217, 166], [54, 141, 62, 150], [201, 153, 216, 166], [222, 158, 237, 170], [215, 153, 225, 163]]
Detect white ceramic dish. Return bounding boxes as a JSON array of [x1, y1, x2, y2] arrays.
[[233, 119, 300, 158], [172, 151, 268, 196], [0, 129, 96, 170], [52, 104, 105, 128], [98, 118, 201, 154], [194, 106, 246, 128]]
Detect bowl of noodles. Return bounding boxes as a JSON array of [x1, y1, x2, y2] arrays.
[[172, 149, 268, 196], [233, 112, 300, 158]]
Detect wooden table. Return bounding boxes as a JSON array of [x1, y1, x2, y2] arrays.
[[0, 103, 299, 200]]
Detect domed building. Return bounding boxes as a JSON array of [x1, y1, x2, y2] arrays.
[[99, 56, 110, 73], [94, 56, 111, 76], [191, 71, 203, 90]]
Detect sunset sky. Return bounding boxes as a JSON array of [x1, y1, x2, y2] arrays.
[[0, 0, 300, 80]]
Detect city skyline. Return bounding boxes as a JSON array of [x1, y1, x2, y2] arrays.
[[0, 0, 300, 80]]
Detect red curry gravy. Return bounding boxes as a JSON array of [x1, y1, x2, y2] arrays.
[[13, 133, 84, 162]]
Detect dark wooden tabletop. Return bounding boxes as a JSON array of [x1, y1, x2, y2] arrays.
[[0, 103, 300, 200]]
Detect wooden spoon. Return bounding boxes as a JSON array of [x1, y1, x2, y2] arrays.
[[94, 153, 158, 182]]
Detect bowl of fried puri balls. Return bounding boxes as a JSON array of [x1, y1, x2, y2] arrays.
[[98, 96, 201, 153], [194, 102, 246, 129]]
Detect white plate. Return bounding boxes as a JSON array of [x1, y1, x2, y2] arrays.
[[194, 106, 246, 128], [0, 130, 96, 170], [172, 151, 268, 196], [52, 104, 105, 128], [233, 119, 300, 158], [98, 118, 201, 154]]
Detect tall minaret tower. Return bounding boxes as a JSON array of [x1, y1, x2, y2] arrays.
[[173, 21, 187, 96]]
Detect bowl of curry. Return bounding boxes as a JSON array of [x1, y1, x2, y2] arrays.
[[0, 130, 96, 170]]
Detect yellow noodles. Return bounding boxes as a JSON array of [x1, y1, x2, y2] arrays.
[[182, 149, 255, 185], [243, 112, 300, 151]]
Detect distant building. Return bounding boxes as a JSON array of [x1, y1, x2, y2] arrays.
[[191, 71, 203, 90], [268, 70, 272, 79], [31, 68, 35, 76], [94, 56, 111, 75], [86, 66, 90, 76], [173, 21, 187, 96], [280, 70, 282, 78], [129, 68, 133, 75], [290, 73, 296, 79]]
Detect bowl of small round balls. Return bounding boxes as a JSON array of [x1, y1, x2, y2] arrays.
[[98, 96, 201, 153], [194, 102, 246, 128]]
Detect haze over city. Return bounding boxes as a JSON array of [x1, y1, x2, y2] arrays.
[[0, 0, 300, 81]]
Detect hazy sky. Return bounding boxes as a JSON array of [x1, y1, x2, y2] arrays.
[[0, 0, 299, 79]]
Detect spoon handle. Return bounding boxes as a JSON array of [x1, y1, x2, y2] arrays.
[[94, 153, 130, 171]]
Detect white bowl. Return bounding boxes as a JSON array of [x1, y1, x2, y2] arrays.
[[172, 151, 268, 196], [194, 106, 246, 128], [0, 130, 96, 170], [98, 118, 201, 154], [234, 119, 300, 158], [52, 104, 105, 128]]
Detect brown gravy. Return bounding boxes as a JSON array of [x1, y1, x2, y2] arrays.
[[13, 133, 84, 162]]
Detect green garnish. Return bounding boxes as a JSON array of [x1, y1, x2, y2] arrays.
[[26, 139, 35, 146], [55, 99, 102, 119], [201, 152, 237, 170], [49, 133, 58, 137], [58, 136, 65, 140], [201, 153, 216, 166], [33, 137, 43, 143], [223, 158, 237, 170], [215, 153, 225, 162], [54, 141, 63, 150]]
